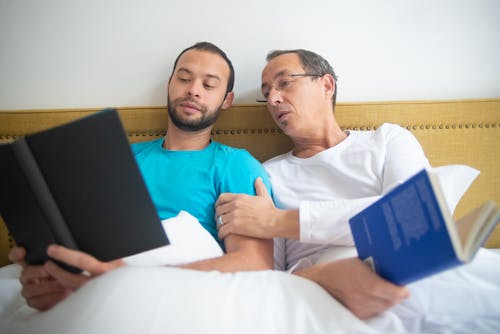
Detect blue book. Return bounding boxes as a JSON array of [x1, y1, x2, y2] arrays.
[[349, 169, 499, 285]]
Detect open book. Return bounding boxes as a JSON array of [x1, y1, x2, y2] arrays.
[[349, 168, 500, 284], [0, 109, 169, 270]]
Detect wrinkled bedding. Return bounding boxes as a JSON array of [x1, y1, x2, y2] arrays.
[[1, 248, 499, 334]]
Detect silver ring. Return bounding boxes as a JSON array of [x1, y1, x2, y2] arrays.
[[217, 215, 224, 227]]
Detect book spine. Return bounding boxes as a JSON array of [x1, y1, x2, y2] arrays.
[[12, 139, 79, 250]]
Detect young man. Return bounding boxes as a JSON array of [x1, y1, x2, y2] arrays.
[[9, 42, 273, 311], [215, 49, 425, 318]]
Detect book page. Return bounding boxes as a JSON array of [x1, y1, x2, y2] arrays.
[[456, 201, 497, 257], [430, 165, 479, 214], [455, 206, 484, 251]]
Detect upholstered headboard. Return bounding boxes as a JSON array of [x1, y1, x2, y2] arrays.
[[1, 99, 499, 266]]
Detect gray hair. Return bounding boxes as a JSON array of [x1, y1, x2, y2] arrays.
[[266, 49, 338, 109]]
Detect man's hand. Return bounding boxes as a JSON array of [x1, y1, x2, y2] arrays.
[[216, 177, 292, 239], [44, 244, 125, 290], [9, 247, 70, 311], [295, 257, 410, 319], [9, 245, 124, 311]]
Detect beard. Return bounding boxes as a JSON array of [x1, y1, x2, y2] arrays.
[[167, 97, 223, 132]]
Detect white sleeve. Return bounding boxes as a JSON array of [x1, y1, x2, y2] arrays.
[[299, 197, 377, 245], [380, 124, 431, 190], [299, 125, 431, 245]]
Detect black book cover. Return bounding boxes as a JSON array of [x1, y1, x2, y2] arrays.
[[0, 109, 169, 265]]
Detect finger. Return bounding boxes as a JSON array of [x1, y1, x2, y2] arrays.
[[26, 289, 72, 311], [216, 192, 251, 208], [382, 285, 410, 305], [22, 279, 66, 299], [215, 198, 234, 219], [8, 247, 27, 266], [20, 265, 51, 285], [47, 244, 107, 275], [215, 193, 236, 207], [108, 258, 126, 270], [367, 275, 410, 303], [254, 177, 270, 197], [217, 224, 231, 240], [44, 261, 90, 290]]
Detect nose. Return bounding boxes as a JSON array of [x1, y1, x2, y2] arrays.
[[186, 80, 202, 98], [267, 86, 283, 106]]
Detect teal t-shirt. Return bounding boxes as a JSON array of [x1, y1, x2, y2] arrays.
[[131, 138, 271, 248]]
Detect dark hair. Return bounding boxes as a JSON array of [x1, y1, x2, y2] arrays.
[[266, 49, 338, 109], [170, 42, 235, 95]]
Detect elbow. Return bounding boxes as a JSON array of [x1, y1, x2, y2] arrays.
[[240, 239, 274, 271], [253, 239, 274, 270], [225, 236, 274, 271]]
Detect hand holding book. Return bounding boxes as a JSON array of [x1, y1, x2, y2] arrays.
[[349, 167, 500, 284]]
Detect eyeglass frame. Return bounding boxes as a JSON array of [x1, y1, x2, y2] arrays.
[[257, 73, 323, 103]]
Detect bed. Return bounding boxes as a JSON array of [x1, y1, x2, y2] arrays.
[[0, 99, 499, 333]]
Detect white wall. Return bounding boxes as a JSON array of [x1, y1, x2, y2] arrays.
[[1, 0, 499, 109]]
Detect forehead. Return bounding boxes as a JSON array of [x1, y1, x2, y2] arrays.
[[262, 53, 304, 80], [175, 49, 230, 80]]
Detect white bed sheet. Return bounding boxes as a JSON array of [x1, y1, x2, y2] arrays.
[[1, 248, 499, 334]]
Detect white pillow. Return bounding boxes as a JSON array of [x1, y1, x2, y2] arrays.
[[123, 210, 223, 266]]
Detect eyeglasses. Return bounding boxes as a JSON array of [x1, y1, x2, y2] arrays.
[[257, 73, 322, 103]]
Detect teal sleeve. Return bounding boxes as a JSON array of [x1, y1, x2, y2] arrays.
[[220, 150, 273, 198]]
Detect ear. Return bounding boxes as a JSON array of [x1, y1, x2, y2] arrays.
[[321, 74, 336, 100], [167, 78, 172, 94], [221, 92, 234, 110]]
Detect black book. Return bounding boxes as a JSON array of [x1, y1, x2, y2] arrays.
[[0, 109, 169, 269]]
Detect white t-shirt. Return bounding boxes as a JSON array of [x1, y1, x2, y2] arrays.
[[264, 123, 431, 271]]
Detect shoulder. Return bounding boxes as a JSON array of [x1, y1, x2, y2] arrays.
[[368, 123, 416, 143], [373, 123, 425, 155], [211, 142, 272, 194], [375, 123, 409, 136], [211, 141, 259, 164]]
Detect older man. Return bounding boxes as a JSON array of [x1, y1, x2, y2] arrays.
[[215, 49, 430, 318]]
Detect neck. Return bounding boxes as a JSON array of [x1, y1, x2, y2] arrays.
[[162, 122, 212, 151], [291, 123, 348, 159]]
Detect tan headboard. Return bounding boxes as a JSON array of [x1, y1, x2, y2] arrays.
[[1, 99, 499, 266]]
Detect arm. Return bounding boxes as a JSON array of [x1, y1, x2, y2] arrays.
[[216, 177, 300, 240], [10, 233, 272, 312], [181, 234, 273, 271], [218, 125, 431, 244], [198, 149, 273, 271], [216, 177, 371, 245], [298, 125, 431, 244], [294, 257, 410, 319]]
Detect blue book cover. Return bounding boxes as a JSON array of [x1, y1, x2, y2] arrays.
[[349, 169, 463, 285]]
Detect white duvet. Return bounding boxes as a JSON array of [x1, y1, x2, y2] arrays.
[[1, 248, 499, 334], [1, 183, 499, 334]]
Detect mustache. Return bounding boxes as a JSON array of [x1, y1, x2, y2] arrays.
[[173, 98, 204, 110]]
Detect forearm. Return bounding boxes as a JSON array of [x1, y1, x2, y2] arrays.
[[293, 262, 326, 287], [273, 208, 300, 239], [292, 258, 410, 319], [181, 235, 273, 272]]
